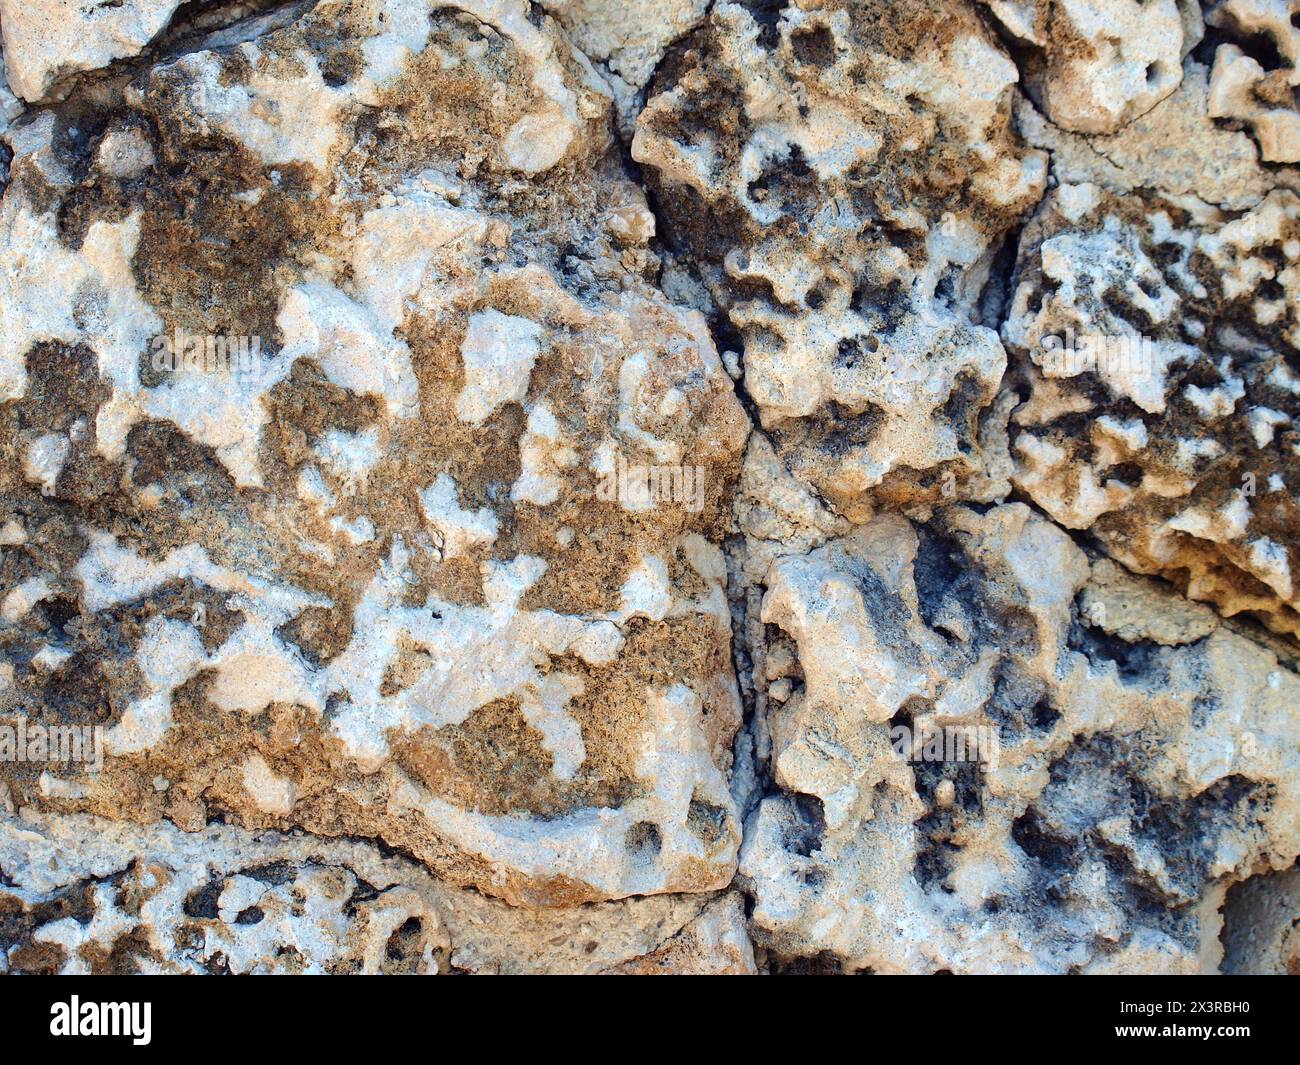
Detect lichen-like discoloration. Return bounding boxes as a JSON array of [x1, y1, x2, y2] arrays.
[[738, 503, 1299, 972], [2, 0, 1299, 975], [1, 0, 746, 910], [1003, 184, 1300, 642], [633, 0, 1046, 518]]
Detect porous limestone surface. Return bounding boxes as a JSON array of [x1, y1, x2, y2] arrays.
[[540, 0, 710, 134], [1204, 0, 1300, 163], [0, 0, 188, 102], [1003, 183, 1300, 642], [735, 502, 1298, 972], [0, 0, 1297, 975], [979, 0, 1188, 135], [0, 809, 755, 973], [633, 0, 1048, 519], [0, 0, 749, 916]]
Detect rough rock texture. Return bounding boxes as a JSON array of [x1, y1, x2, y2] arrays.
[[0, 0, 188, 102], [736, 502, 1298, 971], [1205, 0, 1300, 163], [1003, 183, 1300, 642], [0, 0, 751, 914], [0, 809, 756, 973], [981, 0, 1190, 134], [0, 0, 1297, 975], [1221, 862, 1300, 973], [634, 0, 1047, 519], [540, 0, 709, 134]]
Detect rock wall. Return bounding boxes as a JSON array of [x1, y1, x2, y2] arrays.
[[0, 0, 1296, 974]]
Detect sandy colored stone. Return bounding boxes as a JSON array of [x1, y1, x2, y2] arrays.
[[737, 503, 1299, 972], [0, 809, 755, 973], [982, 0, 1187, 134], [1205, 0, 1300, 163], [1, 0, 1298, 977], [1014, 60, 1299, 211], [1003, 182, 1300, 643], [541, 0, 709, 134], [634, 0, 1046, 519], [0, 0, 186, 101], [0, 0, 747, 910]]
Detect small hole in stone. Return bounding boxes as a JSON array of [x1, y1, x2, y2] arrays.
[[385, 916, 422, 960], [625, 820, 662, 859], [792, 25, 836, 67]]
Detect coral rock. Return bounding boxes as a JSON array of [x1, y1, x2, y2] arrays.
[[1, 0, 1298, 977]]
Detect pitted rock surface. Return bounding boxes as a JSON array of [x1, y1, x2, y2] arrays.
[[0, 0, 1296, 974]]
